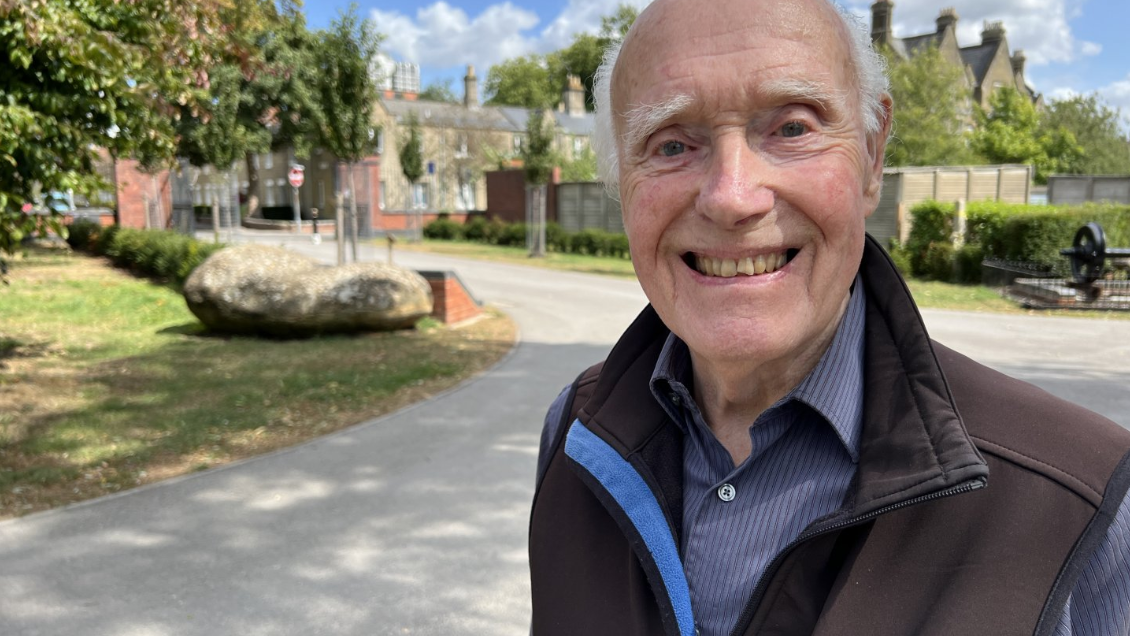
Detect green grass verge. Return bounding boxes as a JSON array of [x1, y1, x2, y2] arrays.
[[0, 248, 515, 518], [399, 239, 638, 278], [401, 239, 1130, 319]]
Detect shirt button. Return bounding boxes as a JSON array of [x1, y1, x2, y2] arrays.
[[670, 393, 681, 406], [717, 483, 736, 502]]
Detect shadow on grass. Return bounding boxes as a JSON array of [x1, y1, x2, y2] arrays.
[[2, 320, 516, 514]]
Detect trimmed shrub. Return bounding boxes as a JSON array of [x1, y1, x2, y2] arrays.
[[76, 225, 221, 286], [906, 201, 954, 277], [545, 222, 570, 253], [463, 217, 490, 242], [497, 222, 527, 247], [923, 242, 955, 282], [65, 219, 102, 251], [886, 240, 913, 277], [954, 244, 985, 284], [423, 218, 463, 240]]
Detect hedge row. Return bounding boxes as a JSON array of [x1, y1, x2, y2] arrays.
[[896, 201, 1130, 283], [424, 217, 631, 259], [66, 220, 225, 286]]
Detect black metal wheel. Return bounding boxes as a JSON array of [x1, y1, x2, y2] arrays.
[[1070, 222, 1106, 284]]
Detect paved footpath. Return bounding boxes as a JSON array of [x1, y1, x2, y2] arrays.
[[2, 231, 1128, 636]]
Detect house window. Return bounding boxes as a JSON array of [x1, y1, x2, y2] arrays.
[[379, 180, 386, 210], [253, 154, 260, 170], [573, 137, 584, 155], [264, 153, 273, 169], [455, 134, 468, 158], [318, 181, 325, 208], [513, 134, 523, 152], [376, 130, 384, 154], [265, 179, 275, 206], [413, 182, 429, 208], [458, 182, 474, 211]]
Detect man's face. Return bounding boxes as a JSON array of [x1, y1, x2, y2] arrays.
[[614, 0, 888, 369]]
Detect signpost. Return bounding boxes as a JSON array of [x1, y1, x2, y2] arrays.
[[289, 165, 305, 232]]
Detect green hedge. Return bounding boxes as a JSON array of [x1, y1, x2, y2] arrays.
[[66, 220, 224, 285], [424, 217, 632, 260], [905, 200, 1130, 282]]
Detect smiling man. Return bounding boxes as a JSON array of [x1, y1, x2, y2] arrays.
[[528, 0, 1130, 634]]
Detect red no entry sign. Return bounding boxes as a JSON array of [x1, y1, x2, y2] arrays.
[[288, 166, 305, 188]]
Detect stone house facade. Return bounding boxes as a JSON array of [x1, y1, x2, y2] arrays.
[[871, 1, 1041, 112], [374, 66, 594, 218]]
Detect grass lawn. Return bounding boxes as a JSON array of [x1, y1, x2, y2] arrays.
[[399, 239, 1130, 319], [398, 239, 638, 278], [0, 248, 515, 519]]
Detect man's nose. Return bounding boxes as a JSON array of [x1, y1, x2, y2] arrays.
[[695, 135, 775, 227]]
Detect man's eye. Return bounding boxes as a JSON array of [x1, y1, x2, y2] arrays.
[[658, 140, 686, 156], [779, 121, 808, 138]]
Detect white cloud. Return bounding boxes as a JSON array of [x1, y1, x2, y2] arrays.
[[1080, 41, 1102, 56], [1097, 75, 1130, 131], [370, 0, 653, 74], [371, 1, 540, 71], [844, 0, 1088, 67]]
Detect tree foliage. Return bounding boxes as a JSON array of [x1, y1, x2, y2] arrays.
[[419, 79, 459, 104], [971, 87, 1082, 183], [312, 6, 381, 164], [484, 55, 557, 109], [1042, 94, 1130, 176], [0, 0, 221, 275], [487, 4, 638, 112], [522, 111, 556, 185], [882, 45, 976, 166], [399, 112, 424, 185]]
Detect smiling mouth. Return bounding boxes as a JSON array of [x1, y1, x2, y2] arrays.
[[683, 249, 799, 277]]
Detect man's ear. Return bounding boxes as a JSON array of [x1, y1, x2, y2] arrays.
[[863, 93, 893, 209]]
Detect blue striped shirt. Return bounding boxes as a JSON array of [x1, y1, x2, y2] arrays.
[[538, 282, 1130, 634]]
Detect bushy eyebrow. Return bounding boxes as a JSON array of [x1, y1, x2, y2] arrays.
[[618, 79, 848, 154], [620, 93, 694, 155]]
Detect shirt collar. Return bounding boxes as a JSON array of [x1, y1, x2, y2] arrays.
[[649, 275, 866, 463]]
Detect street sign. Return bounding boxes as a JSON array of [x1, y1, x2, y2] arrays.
[[288, 165, 305, 188]]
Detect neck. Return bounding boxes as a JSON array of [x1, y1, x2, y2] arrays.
[[690, 292, 850, 465]]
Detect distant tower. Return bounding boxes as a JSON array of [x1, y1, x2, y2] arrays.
[[464, 65, 479, 108]]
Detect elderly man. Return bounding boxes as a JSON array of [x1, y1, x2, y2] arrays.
[[528, 0, 1130, 634]]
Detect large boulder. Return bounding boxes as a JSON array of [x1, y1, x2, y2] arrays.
[[183, 244, 433, 336]]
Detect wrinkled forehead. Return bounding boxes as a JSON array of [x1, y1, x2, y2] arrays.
[[613, 0, 855, 113]]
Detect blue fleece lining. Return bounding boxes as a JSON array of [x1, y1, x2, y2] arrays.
[[565, 420, 696, 636]]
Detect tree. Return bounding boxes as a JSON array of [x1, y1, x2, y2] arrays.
[[522, 110, 556, 257], [240, 2, 324, 218], [598, 3, 639, 43], [1042, 94, 1130, 176], [398, 113, 425, 241], [312, 6, 381, 261], [560, 146, 597, 182], [0, 0, 221, 278], [419, 79, 459, 104], [484, 55, 557, 109], [882, 45, 977, 167], [971, 87, 1082, 183]]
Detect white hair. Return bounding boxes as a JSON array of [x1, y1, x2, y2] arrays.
[[592, 1, 890, 196]]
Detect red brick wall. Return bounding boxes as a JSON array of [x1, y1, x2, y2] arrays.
[[419, 271, 481, 324], [114, 159, 173, 229], [382, 212, 469, 231]]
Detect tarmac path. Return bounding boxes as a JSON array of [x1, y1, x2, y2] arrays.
[[2, 232, 1127, 636]]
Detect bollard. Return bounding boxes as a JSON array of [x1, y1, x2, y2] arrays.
[[311, 208, 321, 245], [387, 234, 397, 264]]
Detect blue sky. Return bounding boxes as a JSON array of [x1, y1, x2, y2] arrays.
[[307, 0, 1130, 125]]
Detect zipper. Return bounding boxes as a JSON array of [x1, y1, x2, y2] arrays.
[[726, 476, 987, 636]]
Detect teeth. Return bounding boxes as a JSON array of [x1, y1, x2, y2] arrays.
[[694, 251, 789, 278]]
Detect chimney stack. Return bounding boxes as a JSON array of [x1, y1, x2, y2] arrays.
[[870, 0, 894, 45], [935, 7, 958, 33], [464, 65, 478, 109], [563, 75, 585, 116], [1011, 50, 1026, 76], [981, 21, 1006, 45]]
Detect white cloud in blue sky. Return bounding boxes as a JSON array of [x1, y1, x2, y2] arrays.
[[366, 0, 1128, 121]]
